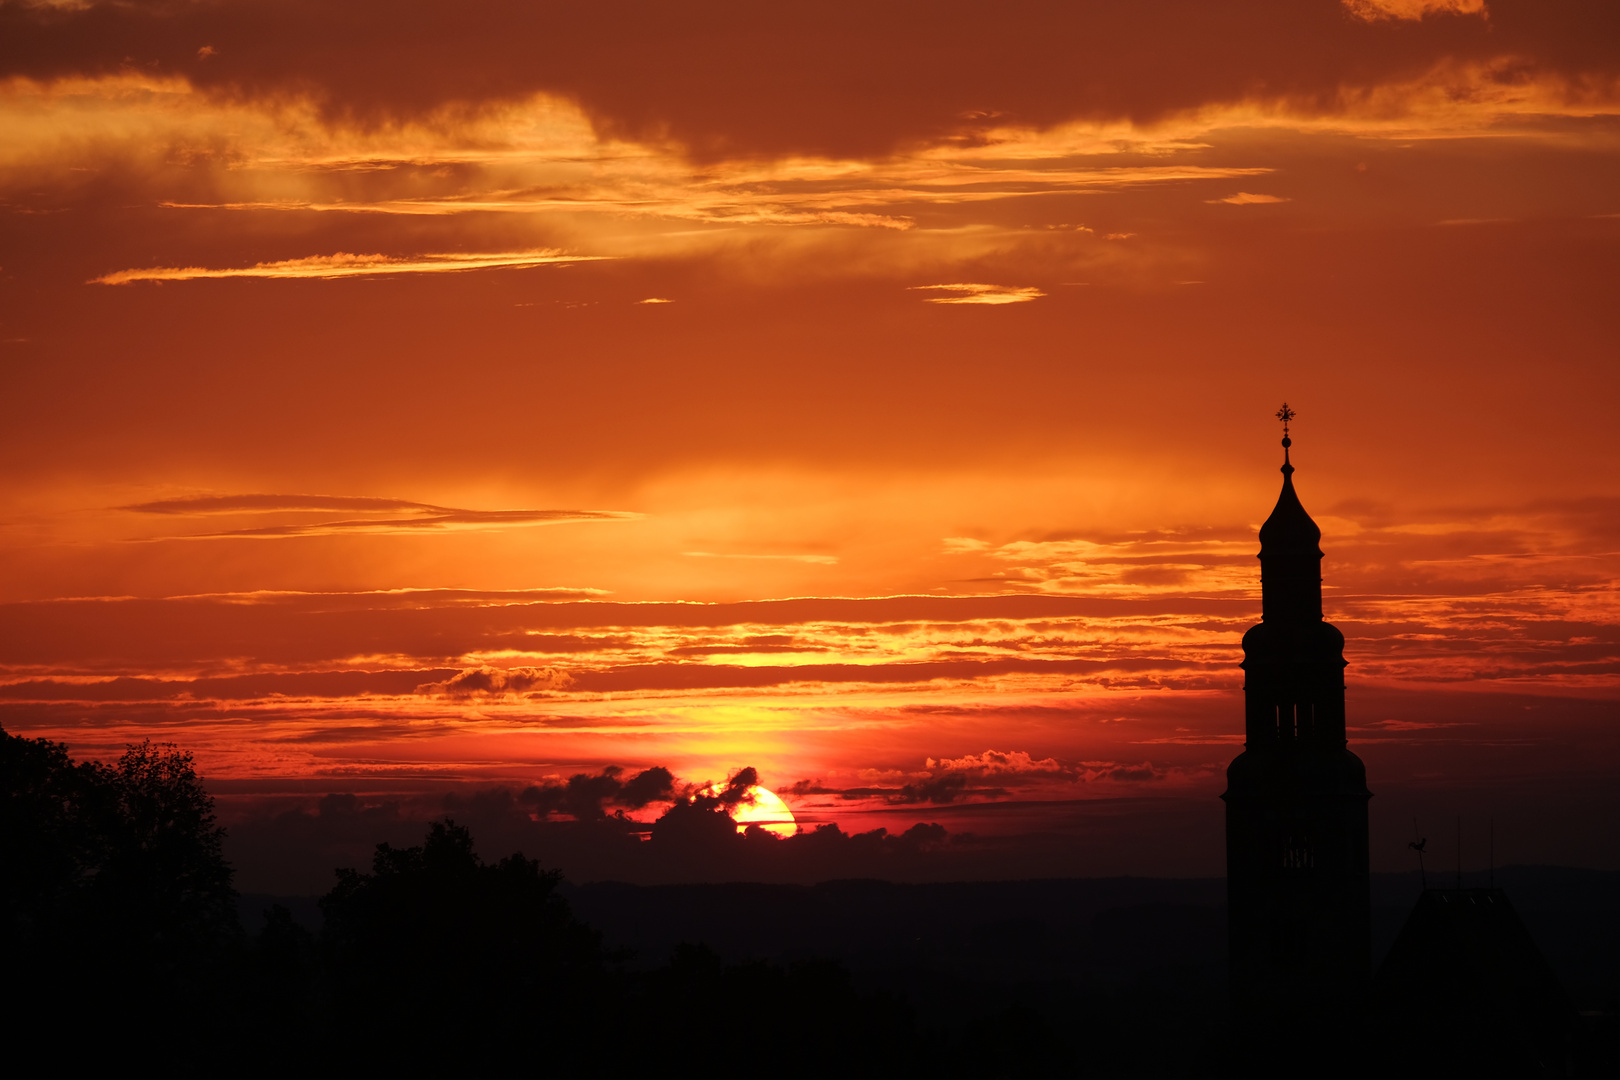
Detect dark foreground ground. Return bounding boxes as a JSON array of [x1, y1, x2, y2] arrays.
[[246, 866, 1619, 1076]]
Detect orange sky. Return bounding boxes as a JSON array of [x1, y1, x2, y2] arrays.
[[3, 0, 1618, 887]]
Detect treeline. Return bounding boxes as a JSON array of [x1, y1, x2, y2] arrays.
[[244, 819, 928, 1071], [3, 727, 1112, 1075], [3, 729, 238, 995]]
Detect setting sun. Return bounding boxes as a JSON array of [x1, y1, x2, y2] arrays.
[[700, 783, 799, 838]]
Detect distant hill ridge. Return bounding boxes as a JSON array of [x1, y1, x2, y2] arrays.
[[241, 865, 1618, 1014]]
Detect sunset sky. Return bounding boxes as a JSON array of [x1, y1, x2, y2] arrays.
[[3, 0, 1617, 889]]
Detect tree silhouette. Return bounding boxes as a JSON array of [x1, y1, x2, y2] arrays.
[[3, 728, 236, 953], [318, 819, 607, 1062], [2, 727, 239, 1052], [1, 726, 103, 949], [82, 739, 239, 964]]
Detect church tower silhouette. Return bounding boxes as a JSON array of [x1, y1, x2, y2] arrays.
[[1224, 407, 1371, 1033]]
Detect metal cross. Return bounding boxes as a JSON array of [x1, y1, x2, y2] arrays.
[[1276, 403, 1295, 436]]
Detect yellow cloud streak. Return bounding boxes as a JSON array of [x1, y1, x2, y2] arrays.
[[682, 552, 840, 565], [153, 163, 1275, 232], [91, 249, 609, 285], [8, 62, 1619, 289], [7, 59, 1617, 188], [8, 64, 1617, 267], [910, 283, 1046, 305], [1342, 0, 1486, 22], [1207, 192, 1291, 205]]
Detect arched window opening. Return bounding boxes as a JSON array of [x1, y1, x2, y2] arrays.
[[1281, 831, 1314, 872], [1276, 702, 1295, 741]]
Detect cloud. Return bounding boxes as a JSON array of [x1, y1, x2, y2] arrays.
[[951, 531, 1258, 598], [618, 766, 677, 808], [704, 766, 760, 810], [666, 635, 827, 656], [521, 765, 676, 820], [910, 283, 1046, 305], [785, 769, 1020, 806], [927, 749, 1078, 781], [118, 493, 639, 539], [91, 249, 607, 285], [0, 590, 1254, 675], [146, 162, 1275, 234], [792, 746, 1213, 806], [862, 749, 1086, 805], [157, 196, 918, 230], [643, 795, 960, 881], [1343, 0, 1488, 22], [1355, 719, 1465, 731], [682, 551, 839, 565], [894, 772, 972, 804], [415, 665, 574, 697], [1086, 761, 1173, 783], [221, 783, 973, 893], [1206, 192, 1291, 205], [126, 494, 464, 516], [4, 0, 1600, 160], [5, 500, 1618, 701], [637, 297, 672, 304]]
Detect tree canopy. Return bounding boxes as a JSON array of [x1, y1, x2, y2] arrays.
[[1, 726, 238, 1005], [319, 817, 605, 1041]]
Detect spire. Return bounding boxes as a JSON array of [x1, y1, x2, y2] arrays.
[[1227, 404, 1369, 1040], [1277, 402, 1295, 475], [1258, 403, 1323, 623]]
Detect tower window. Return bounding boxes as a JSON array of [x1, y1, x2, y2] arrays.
[[1281, 832, 1314, 871], [1274, 701, 1318, 741]]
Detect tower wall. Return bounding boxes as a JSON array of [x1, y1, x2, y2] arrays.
[[1224, 449, 1371, 1036]]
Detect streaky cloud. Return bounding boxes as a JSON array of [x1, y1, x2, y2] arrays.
[[683, 551, 839, 565], [118, 493, 639, 540], [1206, 192, 1291, 204], [5, 0, 1602, 160], [1343, 0, 1487, 22], [151, 164, 1276, 227], [91, 249, 609, 285], [126, 494, 465, 515], [417, 665, 574, 698], [910, 283, 1046, 305]]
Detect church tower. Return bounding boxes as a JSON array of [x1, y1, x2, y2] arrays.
[[1224, 406, 1371, 1033]]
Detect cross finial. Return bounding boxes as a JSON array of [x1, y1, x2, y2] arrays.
[[1275, 403, 1295, 472]]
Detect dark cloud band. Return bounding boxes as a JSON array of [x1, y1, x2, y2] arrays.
[[3, 1, 1614, 157], [116, 493, 639, 539]]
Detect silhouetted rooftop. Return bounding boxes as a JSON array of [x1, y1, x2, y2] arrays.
[[1257, 440, 1322, 553], [1372, 888, 1574, 1075]]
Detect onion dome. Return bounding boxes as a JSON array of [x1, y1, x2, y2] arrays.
[[1258, 404, 1324, 624]]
